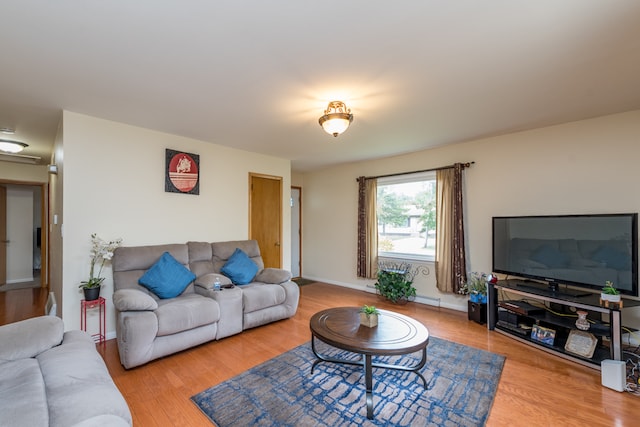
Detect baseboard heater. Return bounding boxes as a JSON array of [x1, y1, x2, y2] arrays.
[[366, 284, 441, 306]]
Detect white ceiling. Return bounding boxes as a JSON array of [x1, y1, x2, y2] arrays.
[[1, 1, 639, 171]]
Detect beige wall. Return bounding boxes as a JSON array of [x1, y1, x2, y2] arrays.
[[60, 111, 291, 334], [48, 121, 64, 318], [0, 162, 48, 183], [301, 110, 640, 329]]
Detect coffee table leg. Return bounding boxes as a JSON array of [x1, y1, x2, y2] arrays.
[[365, 354, 374, 419]]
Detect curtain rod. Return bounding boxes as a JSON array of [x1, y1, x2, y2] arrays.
[[357, 161, 474, 181]]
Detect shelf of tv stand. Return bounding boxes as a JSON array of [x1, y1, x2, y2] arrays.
[[488, 279, 638, 369], [494, 321, 612, 366]]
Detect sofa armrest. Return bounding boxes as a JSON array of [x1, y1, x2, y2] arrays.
[[0, 316, 64, 362], [113, 289, 158, 312], [194, 273, 232, 290], [255, 268, 292, 284]]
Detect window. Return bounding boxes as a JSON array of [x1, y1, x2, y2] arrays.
[[377, 171, 436, 261]]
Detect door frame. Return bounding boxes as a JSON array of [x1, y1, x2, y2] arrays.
[[290, 186, 302, 278], [0, 179, 48, 289]]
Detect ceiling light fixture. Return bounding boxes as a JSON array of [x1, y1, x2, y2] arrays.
[[0, 139, 28, 153], [0, 127, 16, 134], [318, 101, 353, 137]]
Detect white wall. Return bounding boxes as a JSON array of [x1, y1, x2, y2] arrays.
[[5, 186, 34, 283], [60, 111, 291, 334], [301, 110, 640, 328]]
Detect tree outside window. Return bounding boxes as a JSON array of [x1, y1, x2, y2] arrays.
[[377, 172, 436, 261]]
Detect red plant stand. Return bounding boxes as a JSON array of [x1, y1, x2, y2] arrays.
[[81, 296, 106, 344]]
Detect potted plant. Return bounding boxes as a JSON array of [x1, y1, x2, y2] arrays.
[[459, 272, 488, 304], [601, 281, 621, 303], [359, 305, 380, 328], [374, 261, 417, 304], [79, 233, 122, 301]]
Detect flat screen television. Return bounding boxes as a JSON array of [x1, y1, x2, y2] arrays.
[[492, 213, 638, 296]]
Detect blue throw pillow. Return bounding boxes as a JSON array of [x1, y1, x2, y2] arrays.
[[531, 245, 569, 268], [138, 252, 196, 299], [592, 246, 630, 270], [221, 248, 259, 285]]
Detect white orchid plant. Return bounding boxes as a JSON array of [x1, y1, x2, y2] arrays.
[[79, 233, 123, 289]]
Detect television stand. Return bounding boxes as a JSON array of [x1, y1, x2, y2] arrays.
[[488, 280, 636, 369]]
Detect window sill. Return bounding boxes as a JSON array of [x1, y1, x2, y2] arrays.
[[378, 253, 434, 263]]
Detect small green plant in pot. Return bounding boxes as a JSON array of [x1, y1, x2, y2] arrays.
[[601, 281, 621, 304], [359, 305, 380, 328], [459, 272, 488, 304], [374, 261, 417, 304]]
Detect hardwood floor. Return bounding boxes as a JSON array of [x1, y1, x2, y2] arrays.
[[0, 286, 47, 324], [2, 283, 638, 426]]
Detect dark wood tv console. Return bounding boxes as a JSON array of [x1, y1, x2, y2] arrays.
[[487, 279, 638, 369]]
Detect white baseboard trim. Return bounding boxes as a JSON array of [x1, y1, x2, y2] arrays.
[[302, 276, 466, 313], [6, 277, 34, 284]]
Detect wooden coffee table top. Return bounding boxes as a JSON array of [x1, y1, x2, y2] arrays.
[[310, 306, 429, 355]]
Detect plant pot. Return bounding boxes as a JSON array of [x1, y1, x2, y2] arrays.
[[360, 312, 378, 328], [83, 286, 101, 301], [468, 300, 487, 324], [470, 293, 487, 304], [600, 293, 621, 303]]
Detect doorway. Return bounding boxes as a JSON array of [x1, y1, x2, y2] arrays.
[[248, 173, 282, 268], [0, 181, 47, 290], [290, 186, 301, 278]]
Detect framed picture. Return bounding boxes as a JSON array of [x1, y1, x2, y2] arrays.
[[531, 324, 556, 346], [165, 149, 199, 195], [564, 330, 597, 359]]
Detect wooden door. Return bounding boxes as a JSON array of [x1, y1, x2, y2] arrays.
[[0, 186, 6, 285], [249, 174, 282, 268]]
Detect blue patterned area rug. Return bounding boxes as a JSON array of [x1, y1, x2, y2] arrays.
[[191, 337, 505, 426]]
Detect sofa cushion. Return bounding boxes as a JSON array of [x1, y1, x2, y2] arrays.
[[138, 252, 196, 299], [38, 330, 132, 426], [242, 283, 286, 313], [255, 268, 292, 284], [221, 248, 259, 285], [113, 289, 158, 311], [155, 294, 220, 336], [0, 358, 48, 427], [212, 240, 265, 272], [0, 316, 64, 363]]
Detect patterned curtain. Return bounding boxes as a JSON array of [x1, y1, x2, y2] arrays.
[[357, 177, 378, 278], [435, 163, 467, 293]]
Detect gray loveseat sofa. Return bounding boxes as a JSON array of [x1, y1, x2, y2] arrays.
[[0, 316, 132, 427], [112, 240, 299, 369]]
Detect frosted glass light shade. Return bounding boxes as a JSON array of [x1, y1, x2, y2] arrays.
[[0, 140, 28, 153], [321, 116, 351, 137]]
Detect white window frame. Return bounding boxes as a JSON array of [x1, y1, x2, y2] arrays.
[[377, 171, 436, 262]]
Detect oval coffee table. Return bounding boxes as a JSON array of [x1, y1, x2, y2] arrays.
[[309, 307, 429, 419]]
